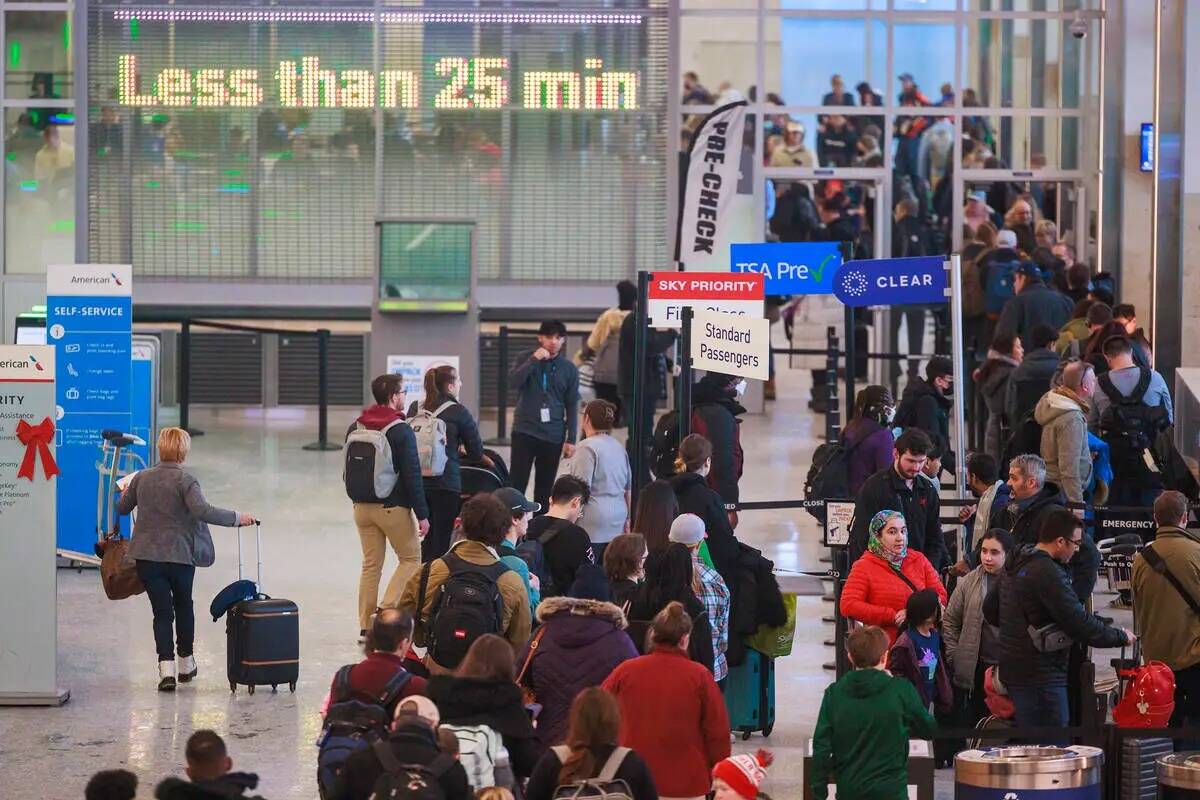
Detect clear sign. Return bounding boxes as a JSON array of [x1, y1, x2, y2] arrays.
[[729, 241, 842, 296], [691, 308, 770, 381], [647, 271, 764, 329], [833, 256, 948, 308]]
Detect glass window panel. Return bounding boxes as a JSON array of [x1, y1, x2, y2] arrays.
[[967, 18, 1085, 108], [966, 0, 1097, 10], [681, 15, 760, 109], [6, 11, 73, 101], [965, 115, 1079, 170], [6, 110, 75, 274], [892, 22, 959, 108], [964, 178, 1081, 247], [894, 0, 956, 10], [766, 178, 881, 257]]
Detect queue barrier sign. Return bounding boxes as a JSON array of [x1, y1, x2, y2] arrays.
[[833, 255, 948, 308], [647, 271, 764, 329], [691, 308, 770, 381], [730, 241, 842, 296]]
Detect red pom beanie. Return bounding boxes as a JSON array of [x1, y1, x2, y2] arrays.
[[712, 749, 774, 799]]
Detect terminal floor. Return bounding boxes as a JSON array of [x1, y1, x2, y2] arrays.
[[0, 363, 1130, 800]]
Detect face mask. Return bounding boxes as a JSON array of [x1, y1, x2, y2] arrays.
[[884, 406, 896, 424], [734, 380, 747, 396]]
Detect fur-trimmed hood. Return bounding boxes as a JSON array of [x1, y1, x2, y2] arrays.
[[536, 596, 628, 629]]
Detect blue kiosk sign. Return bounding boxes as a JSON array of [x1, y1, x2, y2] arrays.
[[833, 255, 948, 308]]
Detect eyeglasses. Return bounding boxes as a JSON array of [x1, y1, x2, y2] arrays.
[[1066, 537, 1084, 548]]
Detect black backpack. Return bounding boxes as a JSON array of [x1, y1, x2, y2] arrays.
[[803, 436, 861, 521], [1098, 369, 1170, 483], [515, 519, 567, 598], [418, 551, 509, 669], [369, 740, 455, 800], [316, 665, 412, 799], [1003, 410, 1044, 465], [650, 409, 680, 480]]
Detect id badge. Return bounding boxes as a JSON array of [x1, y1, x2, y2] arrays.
[[540, 406, 552, 423]]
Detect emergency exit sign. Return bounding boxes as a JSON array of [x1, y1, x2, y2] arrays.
[[646, 272, 764, 329]]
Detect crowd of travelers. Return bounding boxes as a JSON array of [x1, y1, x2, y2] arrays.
[[101, 298, 791, 800]]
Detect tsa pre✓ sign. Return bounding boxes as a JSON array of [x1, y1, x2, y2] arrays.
[[729, 242, 842, 296]]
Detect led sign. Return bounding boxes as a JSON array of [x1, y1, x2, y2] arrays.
[[116, 54, 639, 110]]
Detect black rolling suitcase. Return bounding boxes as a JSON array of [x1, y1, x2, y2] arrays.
[[226, 523, 299, 694]]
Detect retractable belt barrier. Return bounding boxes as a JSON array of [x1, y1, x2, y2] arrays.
[[178, 319, 338, 451]]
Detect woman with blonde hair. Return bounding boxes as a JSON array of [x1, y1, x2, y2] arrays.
[[117, 426, 254, 691]]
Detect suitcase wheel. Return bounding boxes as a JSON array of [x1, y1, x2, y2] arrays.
[[741, 730, 751, 741], [247, 685, 255, 695], [289, 682, 296, 693], [271, 684, 278, 693], [230, 683, 236, 694], [763, 722, 774, 737]]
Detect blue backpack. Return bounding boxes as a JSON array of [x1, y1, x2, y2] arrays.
[[984, 259, 1019, 317], [317, 665, 413, 799]]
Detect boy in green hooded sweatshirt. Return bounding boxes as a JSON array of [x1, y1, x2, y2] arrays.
[[810, 625, 937, 800]]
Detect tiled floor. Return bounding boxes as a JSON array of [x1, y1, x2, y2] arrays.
[[0, 346, 1127, 799]]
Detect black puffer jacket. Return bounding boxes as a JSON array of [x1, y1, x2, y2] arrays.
[[988, 482, 1100, 602], [407, 394, 484, 493], [156, 773, 267, 800], [329, 721, 470, 800], [426, 676, 540, 779], [896, 377, 951, 449], [849, 466, 947, 570], [671, 471, 739, 583], [723, 541, 788, 668], [689, 375, 746, 509], [983, 546, 1125, 687], [1005, 347, 1059, 426]]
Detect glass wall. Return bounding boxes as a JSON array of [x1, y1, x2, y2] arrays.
[[74, 0, 669, 284], [676, 0, 1103, 263], [3, 4, 76, 273]]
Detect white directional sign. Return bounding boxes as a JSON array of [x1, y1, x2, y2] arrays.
[[691, 308, 770, 381]]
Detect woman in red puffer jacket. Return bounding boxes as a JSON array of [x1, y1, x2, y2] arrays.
[[840, 509, 946, 644]]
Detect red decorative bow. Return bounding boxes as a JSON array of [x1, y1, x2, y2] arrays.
[[16, 417, 59, 481]]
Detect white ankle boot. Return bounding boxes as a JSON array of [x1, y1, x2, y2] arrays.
[[178, 655, 197, 683], [158, 660, 177, 692]]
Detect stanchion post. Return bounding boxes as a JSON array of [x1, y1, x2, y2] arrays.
[[844, 304, 856, 426], [487, 325, 511, 446], [304, 328, 341, 451], [678, 305, 693, 442], [179, 318, 203, 436], [947, 254, 968, 498], [832, 546, 849, 676], [824, 325, 839, 442], [630, 271, 650, 510]]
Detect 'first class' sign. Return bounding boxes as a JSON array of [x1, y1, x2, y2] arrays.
[[647, 272, 764, 329]]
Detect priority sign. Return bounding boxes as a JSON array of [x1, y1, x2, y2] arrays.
[[647, 272, 764, 329]]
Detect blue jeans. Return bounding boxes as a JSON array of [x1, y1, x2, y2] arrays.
[[1009, 684, 1069, 745], [135, 559, 196, 661]]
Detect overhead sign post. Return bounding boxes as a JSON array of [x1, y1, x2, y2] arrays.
[[0, 345, 68, 706], [729, 241, 843, 296], [46, 264, 134, 560], [647, 271, 764, 329]]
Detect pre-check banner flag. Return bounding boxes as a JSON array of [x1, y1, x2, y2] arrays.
[[675, 100, 748, 269]]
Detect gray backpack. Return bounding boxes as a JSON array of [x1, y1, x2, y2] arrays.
[[410, 402, 456, 478], [344, 420, 405, 502], [549, 746, 634, 800], [592, 332, 621, 385]]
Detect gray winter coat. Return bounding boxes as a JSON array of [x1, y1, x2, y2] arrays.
[[116, 462, 239, 566], [1035, 390, 1092, 503], [943, 566, 1000, 691]]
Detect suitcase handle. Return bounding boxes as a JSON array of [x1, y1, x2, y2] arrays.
[[236, 522, 264, 592]]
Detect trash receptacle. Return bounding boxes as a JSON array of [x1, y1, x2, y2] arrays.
[[954, 746, 1103, 799], [1158, 753, 1200, 798]]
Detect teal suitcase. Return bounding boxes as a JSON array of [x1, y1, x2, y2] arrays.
[[723, 647, 775, 740]]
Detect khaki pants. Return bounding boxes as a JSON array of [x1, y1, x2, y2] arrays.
[[353, 503, 420, 630]]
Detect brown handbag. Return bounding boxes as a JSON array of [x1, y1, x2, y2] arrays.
[[98, 534, 145, 600], [517, 626, 548, 707]]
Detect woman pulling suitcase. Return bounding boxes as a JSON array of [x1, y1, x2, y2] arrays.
[[117, 427, 255, 691]]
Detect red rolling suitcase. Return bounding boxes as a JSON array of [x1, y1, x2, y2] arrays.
[[226, 523, 300, 694]]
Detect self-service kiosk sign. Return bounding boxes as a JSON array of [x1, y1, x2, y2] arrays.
[[647, 272, 764, 329]]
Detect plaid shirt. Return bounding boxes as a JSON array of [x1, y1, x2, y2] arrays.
[[695, 560, 731, 681]]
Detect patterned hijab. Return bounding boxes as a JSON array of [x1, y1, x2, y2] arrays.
[[867, 510, 908, 567]]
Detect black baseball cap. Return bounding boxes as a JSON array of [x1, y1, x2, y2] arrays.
[[1016, 262, 1044, 279], [926, 355, 954, 381], [494, 487, 540, 515]]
